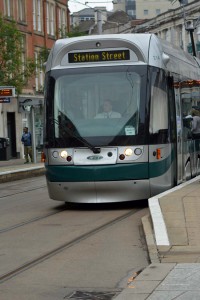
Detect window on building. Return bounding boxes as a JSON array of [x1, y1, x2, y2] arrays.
[[35, 48, 44, 92], [4, 0, 13, 17], [156, 9, 161, 15], [46, 1, 55, 36], [33, 0, 42, 32], [18, 0, 26, 22], [58, 7, 67, 38], [127, 10, 135, 16], [144, 10, 148, 16]]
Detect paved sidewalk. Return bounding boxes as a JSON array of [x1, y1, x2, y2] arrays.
[[1, 158, 200, 299], [149, 176, 200, 264], [115, 176, 200, 299], [0, 158, 45, 182], [115, 262, 200, 299]]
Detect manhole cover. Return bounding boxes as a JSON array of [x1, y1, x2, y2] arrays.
[[66, 290, 119, 299]]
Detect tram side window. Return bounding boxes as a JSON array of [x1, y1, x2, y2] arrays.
[[149, 80, 169, 144], [149, 68, 169, 143], [150, 87, 168, 133]]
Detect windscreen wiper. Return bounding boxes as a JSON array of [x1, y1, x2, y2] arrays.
[[52, 118, 101, 154]]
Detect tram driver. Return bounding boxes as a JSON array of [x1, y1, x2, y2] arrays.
[[95, 100, 121, 119]]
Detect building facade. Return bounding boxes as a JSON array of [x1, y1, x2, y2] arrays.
[[71, 8, 95, 27], [133, 0, 200, 58], [113, 0, 182, 19], [104, 0, 200, 58], [0, 0, 69, 160], [70, 7, 109, 28]]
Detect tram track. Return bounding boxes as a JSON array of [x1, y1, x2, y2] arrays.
[[0, 208, 141, 284], [0, 182, 56, 233], [0, 209, 65, 234], [0, 177, 65, 234], [0, 185, 46, 199]]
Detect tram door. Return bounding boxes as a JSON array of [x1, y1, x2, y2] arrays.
[[180, 78, 200, 179], [182, 97, 197, 179], [174, 86, 184, 183]]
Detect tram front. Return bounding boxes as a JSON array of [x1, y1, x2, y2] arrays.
[[44, 37, 151, 203], [44, 64, 151, 202]]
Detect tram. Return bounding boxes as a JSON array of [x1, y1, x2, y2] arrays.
[[43, 33, 200, 203]]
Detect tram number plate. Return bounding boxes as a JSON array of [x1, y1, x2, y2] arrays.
[[73, 148, 118, 165]]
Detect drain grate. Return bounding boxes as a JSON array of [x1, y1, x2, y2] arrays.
[[66, 290, 120, 299]]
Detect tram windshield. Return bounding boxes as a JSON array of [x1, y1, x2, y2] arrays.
[[46, 65, 147, 147]]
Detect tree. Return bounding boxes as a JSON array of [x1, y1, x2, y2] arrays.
[[38, 47, 50, 72], [0, 15, 35, 94]]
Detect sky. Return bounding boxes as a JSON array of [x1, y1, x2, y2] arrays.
[[68, 0, 114, 13]]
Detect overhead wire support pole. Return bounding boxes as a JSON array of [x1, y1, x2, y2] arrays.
[[97, 9, 102, 34]]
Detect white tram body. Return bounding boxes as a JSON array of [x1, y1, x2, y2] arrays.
[[43, 34, 200, 203]]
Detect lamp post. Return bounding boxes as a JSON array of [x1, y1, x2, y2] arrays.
[[178, 0, 200, 57], [185, 20, 196, 57]]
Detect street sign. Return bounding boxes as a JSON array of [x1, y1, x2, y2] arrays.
[[0, 86, 15, 98], [20, 98, 43, 106], [18, 95, 44, 113], [0, 97, 10, 103]]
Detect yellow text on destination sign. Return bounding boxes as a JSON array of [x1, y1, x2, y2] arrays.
[[68, 50, 130, 63]]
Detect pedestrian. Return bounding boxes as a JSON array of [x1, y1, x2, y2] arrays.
[[21, 127, 33, 163], [191, 109, 200, 152]]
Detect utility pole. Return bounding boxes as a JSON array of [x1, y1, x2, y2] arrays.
[[97, 9, 102, 34], [31, 106, 37, 164]]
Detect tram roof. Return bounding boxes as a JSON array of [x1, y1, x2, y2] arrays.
[[46, 33, 200, 78]]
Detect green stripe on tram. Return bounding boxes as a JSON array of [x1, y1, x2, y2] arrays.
[[149, 149, 174, 178], [46, 151, 174, 182], [46, 163, 148, 182]]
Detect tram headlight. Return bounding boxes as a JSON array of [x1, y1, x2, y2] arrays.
[[124, 148, 133, 156], [60, 150, 68, 159]]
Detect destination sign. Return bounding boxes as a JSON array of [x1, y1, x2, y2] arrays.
[[68, 50, 130, 63]]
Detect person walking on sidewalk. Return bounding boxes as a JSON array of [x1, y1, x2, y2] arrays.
[[191, 109, 200, 151], [21, 127, 33, 163]]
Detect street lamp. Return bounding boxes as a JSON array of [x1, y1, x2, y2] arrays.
[[185, 19, 196, 57], [178, 0, 200, 57]]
